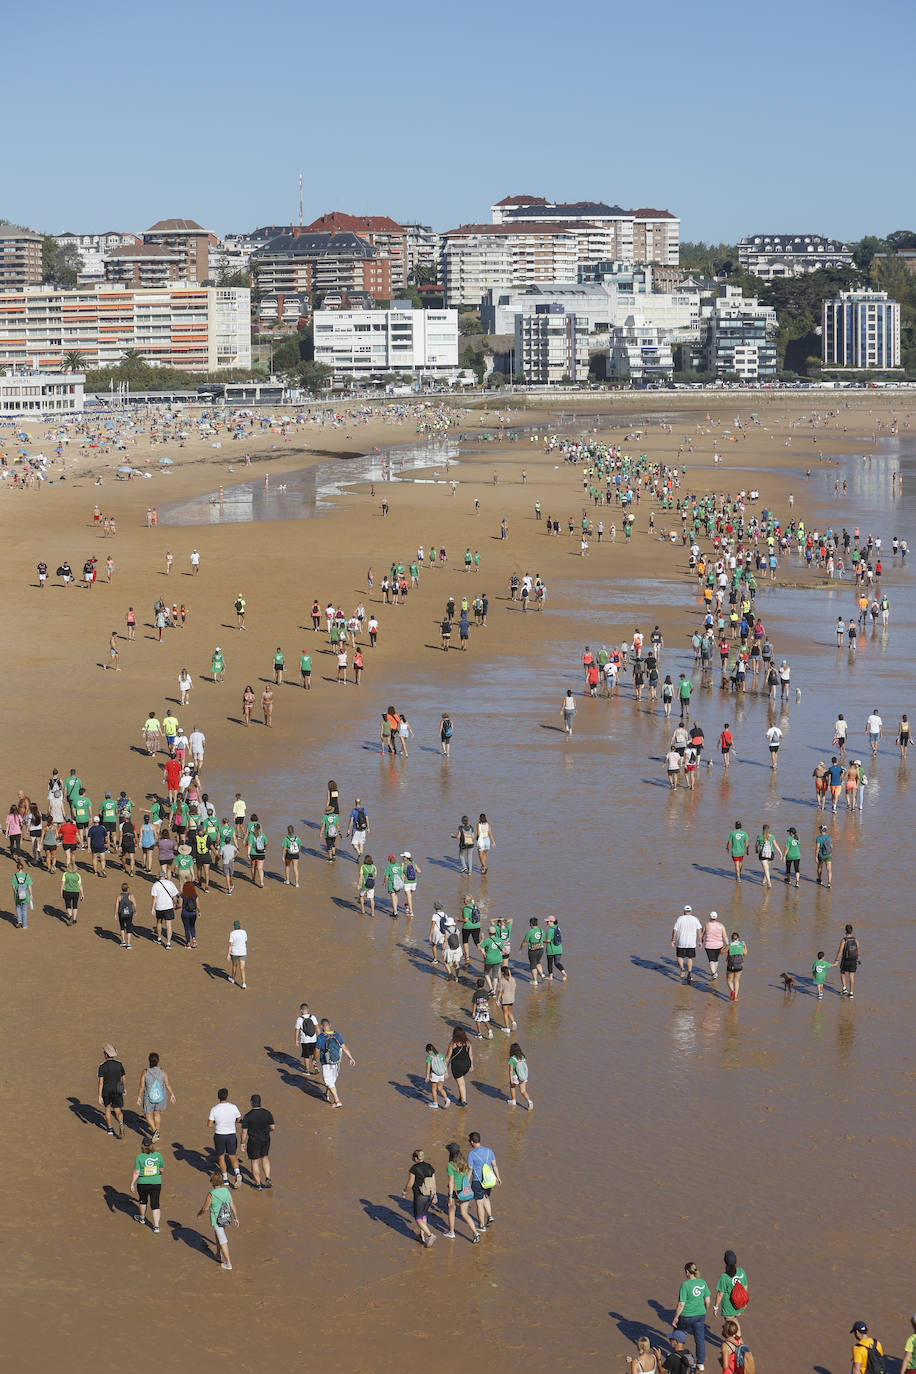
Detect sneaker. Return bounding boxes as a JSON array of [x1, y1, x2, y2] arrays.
[[106, 1128, 114, 1135], [164, 943, 171, 949], [428, 1103, 439, 1109], [135, 1214, 145, 1224], [445, 1231, 456, 1239], [527, 1101, 534, 1110], [228, 977, 235, 984], [262, 1180, 272, 1189], [241, 983, 247, 989], [153, 1226, 160, 1234], [471, 1233, 481, 1244], [507, 1100, 516, 1107]]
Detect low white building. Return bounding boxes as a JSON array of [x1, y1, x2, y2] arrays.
[[313, 306, 458, 377], [0, 369, 84, 414], [481, 278, 700, 337], [513, 305, 590, 384], [605, 320, 674, 383]]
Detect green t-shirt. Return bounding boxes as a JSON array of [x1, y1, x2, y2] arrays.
[[359, 863, 376, 890], [62, 871, 81, 894], [282, 834, 301, 854], [481, 937, 503, 967], [65, 775, 82, 802], [524, 926, 544, 950], [74, 797, 92, 823], [175, 853, 195, 874], [715, 1269, 748, 1318], [546, 927, 563, 954], [462, 902, 480, 931], [220, 824, 234, 844], [679, 679, 692, 699], [812, 958, 831, 985], [101, 799, 117, 824], [12, 872, 33, 902], [903, 1333, 916, 1372], [208, 1185, 232, 1228], [755, 832, 774, 859], [150, 801, 161, 823], [211, 654, 223, 672], [678, 1277, 710, 1317], [162, 717, 179, 736], [274, 652, 285, 667], [135, 1151, 164, 1186], [299, 654, 311, 673], [785, 833, 801, 860], [728, 828, 749, 857]]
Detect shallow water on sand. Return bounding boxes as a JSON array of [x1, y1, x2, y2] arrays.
[[198, 441, 914, 1371]]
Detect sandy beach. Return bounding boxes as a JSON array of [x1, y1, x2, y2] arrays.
[[0, 391, 913, 1374]]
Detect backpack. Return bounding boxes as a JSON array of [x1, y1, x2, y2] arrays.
[[438, 913, 449, 935], [460, 826, 474, 848], [216, 1198, 232, 1227], [730, 1277, 749, 1309], [843, 936, 859, 962], [287, 838, 299, 856], [321, 1034, 342, 1065], [147, 1075, 164, 1105], [429, 1053, 446, 1076], [325, 816, 338, 838], [14, 873, 29, 900], [734, 1343, 756, 1374], [549, 924, 562, 947], [299, 1014, 317, 1039], [513, 1058, 529, 1082], [419, 1170, 436, 1198], [355, 808, 367, 831], [363, 872, 375, 890], [442, 720, 453, 739], [859, 1342, 885, 1374], [447, 931, 461, 951], [480, 1162, 498, 1189], [404, 861, 416, 883]]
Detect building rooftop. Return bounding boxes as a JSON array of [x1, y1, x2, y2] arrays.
[[504, 201, 630, 219], [444, 222, 581, 237], [145, 218, 208, 233], [739, 233, 851, 252], [492, 194, 549, 207], [632, 208, 677, 219], [0, 223, 43, 240], [303, 211, 405, 235], [253, 232, 378, 259], [107, 243, 179, 259]]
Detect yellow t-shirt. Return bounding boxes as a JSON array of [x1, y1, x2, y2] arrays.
[[903, 1334, 915, 1372], [233, 800, 246, 819], [853, 1339, 883, 1372]]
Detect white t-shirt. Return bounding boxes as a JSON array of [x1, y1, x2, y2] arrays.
[[151, 878, 179, 911], [673, 913, 703, 948], [866, 714, 882, 734], [296, 1012, 317, 1045], [178, 674, 192, 692], [221, 842, 236, 867], [765, 726, 783, 745], [189, 730, 205, 756], [175, 734, 189, 754], [834, 719, 847, 739], [562, 696, 576, 713], [228, 927, 248, 956], [665, 751, 682, 771], [190, 551, 200, 567], [209, 1101, 241, 1134], [779, 665, 791, 682]]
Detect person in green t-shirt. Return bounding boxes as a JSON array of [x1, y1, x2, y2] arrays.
[[61, 867, 84, 924], [273, 648, 285, 685], [282, 825, 301, 888], [130, 1139, 165, 1231], [11, 861, 34, 928], [520, 917, 546, 986], [358, 856, 377, 915], [65, 770, 82, 816], [544, 914, 566, 982], [461, 895, 480, 967], [713, 1252, 748, 1320], [784, 826, 801, 887], [726, 932, 747, 1002], [902, 1316, 916, 1373], [74, 790, 92, 841], [673, 1261, 711, 1366], [725, 820, 750, 883], [210, 648, 225, 683], [811, 950, 833, 999], [299, 652, 311, 690], [198, 1171, 238, 1270], [481, 927, 503, 990]]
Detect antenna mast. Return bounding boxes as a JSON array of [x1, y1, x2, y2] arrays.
[[298, 173, 303, 228]]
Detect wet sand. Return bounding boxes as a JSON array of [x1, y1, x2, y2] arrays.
[[0, 395, 913, 1374]]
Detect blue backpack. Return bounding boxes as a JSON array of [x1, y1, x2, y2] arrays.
[[148, 1075, 164, 1105]]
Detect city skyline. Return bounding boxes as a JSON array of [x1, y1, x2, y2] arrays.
[[6, 0, 914, 243]]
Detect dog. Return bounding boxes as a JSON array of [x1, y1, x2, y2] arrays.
[[795, 688, 802, 702], [781, 972, 795, 991]]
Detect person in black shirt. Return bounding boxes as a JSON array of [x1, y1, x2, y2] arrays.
[[240, 1094, 275, 1189], [97, 1044, 125, 1138], [653, 1332, 694, 1374], [402, 1148, 437, 1248]]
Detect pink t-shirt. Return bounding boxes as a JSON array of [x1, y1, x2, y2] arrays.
[[704, 920, 727, 950], [6, 811, 22, 836]]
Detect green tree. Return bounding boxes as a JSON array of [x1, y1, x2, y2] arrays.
[[410, 263, 438, 287], [679, 241, 738, 277], [851, 235, 883, 272], [42, 236, 83, 288], [62, 349, 85, 372], [216, 267, 251, 288]]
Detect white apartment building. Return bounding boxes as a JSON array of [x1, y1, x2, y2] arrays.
[[401, 223, 442, 281], [481, 280, 700, 337], [490, 197, 679, 266], [0, 369, 85, 414], [701, 285, 778, 380], [513, 306, 590, 385], [738, 234, 854, 281], [822, 290, 901, 369], [605, 321, 674, 383], [0, 285, 251, 372], [442, 225, 578, 308], [313, 307, 458, 377]]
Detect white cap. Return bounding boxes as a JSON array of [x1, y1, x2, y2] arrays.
[[709, 910, 718, 919], [401, 850, 411, 858], [683, 904, 692, 912]]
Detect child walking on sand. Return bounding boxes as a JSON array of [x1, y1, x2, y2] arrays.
[[507, 1043, 533, 1110], [472, 979, 492, 1039], [424, 1043, 451, 1109]]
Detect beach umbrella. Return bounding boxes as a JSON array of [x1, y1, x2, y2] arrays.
[[117, 465, 134, 475], [158, 456, 174, 465]]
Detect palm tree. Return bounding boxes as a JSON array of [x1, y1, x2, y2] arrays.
[[62, 349, 85, 372]]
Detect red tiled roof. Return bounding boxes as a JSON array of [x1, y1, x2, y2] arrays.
[[108, 243, 179, 258], [631, 208, 676, 219], [492, 195, 548, 206], [145, 219, 208, 233], [303, 211, 405, 235]]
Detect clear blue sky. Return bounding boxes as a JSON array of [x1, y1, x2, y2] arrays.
[[6, 0, 914, 244]]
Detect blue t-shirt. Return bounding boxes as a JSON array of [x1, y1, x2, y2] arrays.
[[467, 1144, 495, 1181], [87, 823, 108, 853], [827, 763, 844, 785]]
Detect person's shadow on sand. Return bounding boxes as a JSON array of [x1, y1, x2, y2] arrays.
[[201, 962, 232, 983], [359, 1196, 415, 1240], [170, 1140, 213, 1175], [67, 1095, 103, 1129], [102, 1184, 136, 1220], [167, 1220, 212, 1257]]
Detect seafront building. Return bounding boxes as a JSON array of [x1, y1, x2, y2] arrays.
[[513, 305, 590, 384], [251, 231, 391, 302], [0, 368, 84, 413], [313, 305, 458, 379], [822, 290, 901, 370], [698, 285, 778, 380], [442, 225, 579, 308], [302, 213, 408, 294], [490, 196, 679, 267], [0, 284, 251, 372], [737, 234, 853, 281]]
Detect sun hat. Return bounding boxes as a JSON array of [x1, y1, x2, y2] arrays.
[[103, 1043, 118, 1058]]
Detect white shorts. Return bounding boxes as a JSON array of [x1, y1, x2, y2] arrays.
[[214, 1225, 228, 1245], [321, 1063, 340, 1088], [351, 829, 366, 848], [404, 882, 417, 893], [429, 1073, 445, 1085], [445, 947, 462, 966], [477, 837, 491, 852]]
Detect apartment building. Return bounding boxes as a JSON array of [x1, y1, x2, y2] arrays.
[[0, 225, 43, 290], [142, 219, 213, 283], [442, 224, 578, 308], [0, 285, 251, 372], [481, 278, 700, 337], [401, 223, 442, 282], [822, 290, 901, 369], [303, 213, 407, 293], [605, 321, 674, 383], [702, 285, 777, 380], [0, 369, 84, 414], [513, 305, 590, 385], [489, 197, 680, 266], [251, 232, 391, 302], [738, 234, 854, 281], [313, 306, 458, 377], [105, 242, 183, 287], [257, 292, 311, 333], [54, 231, 142, 280]]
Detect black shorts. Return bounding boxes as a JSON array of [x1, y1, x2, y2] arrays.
[[840, 960, 858, 973], [676, 946, 697, 959], [63, 891, 79, 910], [527, 949, 544, 969], [101, 1090, 124, 1108], [137, 1183, 161, 1207], [63, 843, 77, 852], [121, 841, 135, 854], [104, 822, 116, 834], [462, 927, 481, 946], [412, 1194, 431, 1219], [214, 1133, 238, 1157], [118, 915, 133, 930], [705, 947, 724, 964], [300, 1041, 317, 1059], [246, 1140, 270, 1160]]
